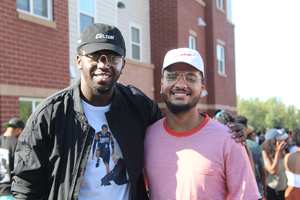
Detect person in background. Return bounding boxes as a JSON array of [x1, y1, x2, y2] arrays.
[[0, 118, 24, 200], [259, 128, 267, 145], [11, 23, 247, 200], [233, 115, 255, 174], [284, 126, 300, 199], [247, 125, 267, 199], [144, 48, 260, 199], [261, 129, 289, 200]]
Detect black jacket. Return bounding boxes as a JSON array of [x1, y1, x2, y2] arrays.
[[12, 80, 163, 200]]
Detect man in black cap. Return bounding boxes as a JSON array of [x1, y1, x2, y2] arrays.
[[0, 118, 24, 199], [11, 23, 246, 200]]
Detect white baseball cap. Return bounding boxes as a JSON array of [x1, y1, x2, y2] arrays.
[[162, 48, 205, 77]]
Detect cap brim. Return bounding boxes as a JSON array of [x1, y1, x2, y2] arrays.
[[162, 61, 203, 74], [277, 133, 289, 141], [81, 43, 125, 57], [3, 123, 19, 128]]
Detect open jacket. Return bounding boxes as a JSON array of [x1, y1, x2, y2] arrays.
[[12, 79, 163, 200]]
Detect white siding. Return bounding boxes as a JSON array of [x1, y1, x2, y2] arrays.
[[69, 0, 151, 85]]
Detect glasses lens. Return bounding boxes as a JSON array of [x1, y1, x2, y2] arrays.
[[166, 72, 199, 85], [166, 72, 179, 83], [107, 55, 121, 66], [184, 73, 198, 84]]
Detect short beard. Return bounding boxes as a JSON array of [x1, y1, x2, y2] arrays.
[[162, 92, 201, 115], [92, 82, 113, 95]]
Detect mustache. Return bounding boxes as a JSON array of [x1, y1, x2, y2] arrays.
[[170, 89, 191, 95]]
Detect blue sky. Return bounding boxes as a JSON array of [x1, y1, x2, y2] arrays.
[[232, 0, 300, 108]]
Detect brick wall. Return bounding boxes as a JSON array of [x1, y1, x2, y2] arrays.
[[150, 0, 179, 103], [0, 0, 69, 134]]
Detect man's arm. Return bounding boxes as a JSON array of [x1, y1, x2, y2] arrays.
[[11, 117, 49, 199], [260, 168, 267, 198], [225, 141, 261, 199]]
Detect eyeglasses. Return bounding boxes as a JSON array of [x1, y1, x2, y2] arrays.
[[164, 71, 202, 85], [80, 53, 123, 66]]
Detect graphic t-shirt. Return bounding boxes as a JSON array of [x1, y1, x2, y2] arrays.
[[79, 100, 131, 200], [0, 136, 18, 196]]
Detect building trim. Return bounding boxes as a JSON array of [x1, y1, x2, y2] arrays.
[[0, 84, 60, 98], [18, 11, 56, 29], [125, 59, 155, 69], [195, 0, 206, 7], [189, 29, 197, 37], [216, 6, 225, 14]]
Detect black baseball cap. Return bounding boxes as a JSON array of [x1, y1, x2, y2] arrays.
[[77, 23, 126, 57], [3, 118, 25, 129]]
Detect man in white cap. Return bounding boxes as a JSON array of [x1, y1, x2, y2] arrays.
[[144, 48, 260, 199]]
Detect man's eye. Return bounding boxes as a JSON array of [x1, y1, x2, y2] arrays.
[[168, 75, 178, 80], [186, 76, 197, 82]]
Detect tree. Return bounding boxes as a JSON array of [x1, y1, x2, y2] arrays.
[[237, 96, 300, 132]]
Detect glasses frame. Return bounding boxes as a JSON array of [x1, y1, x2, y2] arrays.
[[80, 53, 124, 66], [164, 71, 202, 85]]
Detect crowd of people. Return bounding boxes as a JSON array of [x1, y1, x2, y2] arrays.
[[215, 111, 300, 200], [0, 22, 299, 200]]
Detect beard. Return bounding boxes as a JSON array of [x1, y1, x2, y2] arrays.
[[162, 90, 201, 115]]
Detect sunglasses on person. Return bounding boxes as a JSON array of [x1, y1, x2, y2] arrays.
[[81, 53, 123, 66]]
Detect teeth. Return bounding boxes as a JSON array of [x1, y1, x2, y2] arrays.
[[97, 75, 109, 79], [173, 93, 186, 96]]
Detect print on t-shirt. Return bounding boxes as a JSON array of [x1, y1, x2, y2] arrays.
[[91, 124, 128, 186], [0, 148, 11, 183]]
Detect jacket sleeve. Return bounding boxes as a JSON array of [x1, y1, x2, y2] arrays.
[[147, 98, 164, 126], [11, 109, 50, 199]]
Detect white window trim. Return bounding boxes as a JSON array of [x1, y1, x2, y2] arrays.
[[17, 0, 53, 21], [77, 0, 97, 36], [130, 22, 142, 62], [217, 44, 225, 74], [189, 35, 196, 50]]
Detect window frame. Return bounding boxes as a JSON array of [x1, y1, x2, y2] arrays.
[[216, 0, 224, 9], [189, 35, 196, 50], [217, 44, 225, 74], [130, 23, 142, 61], [78, 0, 96, 35], [19, 97, 44, 124], [17, 0, 53, 21]]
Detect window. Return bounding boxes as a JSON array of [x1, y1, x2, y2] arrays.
[[217, 44, 225, 74], [226, 0, 232, 21], [17, 0, 53, 20], [131, 25, 141, 61], [19, 98, 43, 124], [189, 35, 196, 50], [216, 0, 223, 9], [79, 0, 95, 34]]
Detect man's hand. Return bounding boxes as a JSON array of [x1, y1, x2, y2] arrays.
[[227, 122, 247, 146]]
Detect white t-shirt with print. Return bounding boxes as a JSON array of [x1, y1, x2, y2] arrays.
[[79, 100, 131, 200]]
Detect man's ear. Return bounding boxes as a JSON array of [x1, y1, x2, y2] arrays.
[[77, 55, 82, 70]]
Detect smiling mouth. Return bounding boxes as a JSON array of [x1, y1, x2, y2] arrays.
[[172, 92, 189, 96]]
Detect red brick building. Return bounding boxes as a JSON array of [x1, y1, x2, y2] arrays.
[[0, 0, 236, 134], [150, 0, 237, 116], [0, 0, 69, 134]]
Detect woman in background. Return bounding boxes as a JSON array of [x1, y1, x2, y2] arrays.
[[284, 126, 300, 199], [261, 129, 288, 200]]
